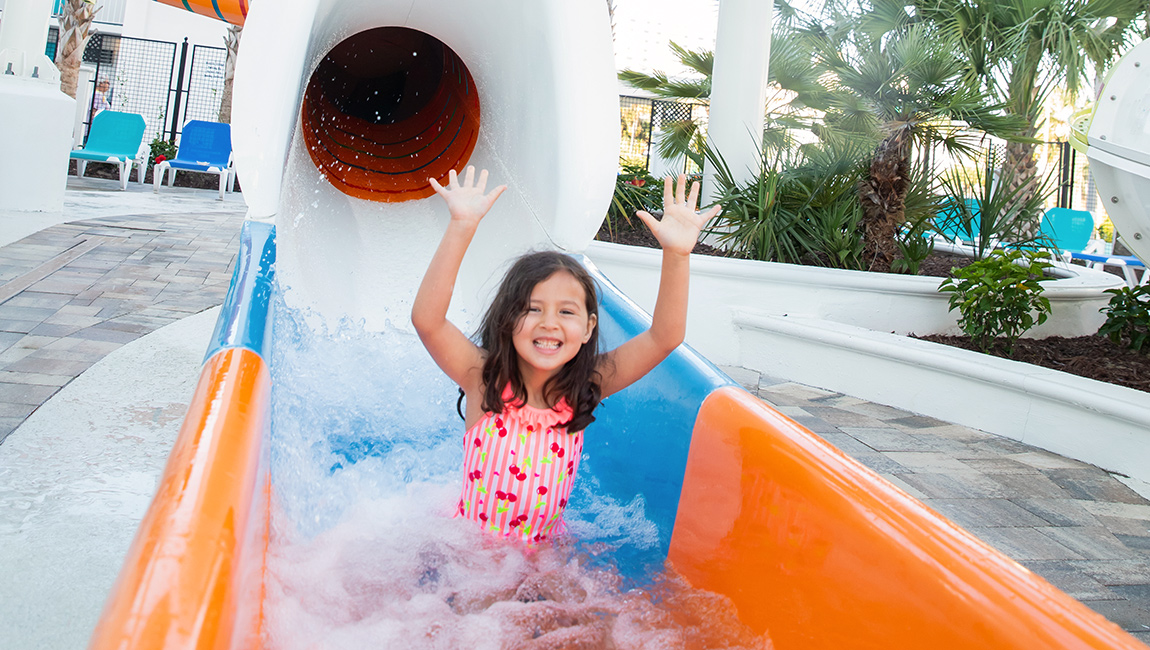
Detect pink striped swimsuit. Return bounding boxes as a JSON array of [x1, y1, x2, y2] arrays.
[[456, 387, 584, 544]]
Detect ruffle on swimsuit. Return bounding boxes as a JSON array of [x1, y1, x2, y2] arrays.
[[456, 386, 584, 544]]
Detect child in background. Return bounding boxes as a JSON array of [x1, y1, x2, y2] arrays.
[[412, 166, 718, 543]]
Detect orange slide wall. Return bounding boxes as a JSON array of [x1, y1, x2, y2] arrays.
[[88, 348, 271, 650], [670, 386, 1144, 650]]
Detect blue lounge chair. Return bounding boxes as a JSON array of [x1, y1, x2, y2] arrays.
[[153, 121, 234, 200], [1039, 207, 1094, 254], [1068, 250, 1147, 287], [70, 111, 147, 190]]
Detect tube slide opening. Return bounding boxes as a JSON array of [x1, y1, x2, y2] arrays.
[[301, 26, 480, 203]]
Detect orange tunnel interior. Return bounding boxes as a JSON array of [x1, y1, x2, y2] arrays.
[[301, 27, 481, 203]]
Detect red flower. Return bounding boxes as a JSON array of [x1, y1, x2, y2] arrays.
[[628, 178, 646, 187], [154, 155, 167, 163]]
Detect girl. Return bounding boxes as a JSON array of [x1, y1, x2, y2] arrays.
[[412, 166, 718, 544]]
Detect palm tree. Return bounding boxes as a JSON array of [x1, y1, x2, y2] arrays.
[[617, 42, 714, 167], [913, 0, 1142, 222], [803, 1, 1027, 271], [55, 0, 100, 99], [218, 25, 242, 124]]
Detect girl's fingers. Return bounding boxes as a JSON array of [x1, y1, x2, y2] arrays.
[[700, 204, 722, 225], [634, 210, 658, 233], [663, 176, 673, 208], [448, 168, 458, 188], [489, 184, 507, 203], [687, 181, 700, 210], [676, 174, 687, 204], [429, 177, 445, 195], [463, 166, 475, 188], [477, 168, 489, 193]]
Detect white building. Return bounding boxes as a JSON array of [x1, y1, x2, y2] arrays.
[[613, 0, 720, 79]]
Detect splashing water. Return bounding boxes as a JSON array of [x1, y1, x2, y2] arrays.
[[264, 288, 772, 649]]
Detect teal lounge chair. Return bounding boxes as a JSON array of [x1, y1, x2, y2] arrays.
[[1039, 207, 1094, 254], [933, 198, 982, 245], [153, 121, 234, 200], [70, 111, 147, 190]]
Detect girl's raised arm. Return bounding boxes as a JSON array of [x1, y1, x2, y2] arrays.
[[412, 167, 506, 391], [598, 174, 720, 397]]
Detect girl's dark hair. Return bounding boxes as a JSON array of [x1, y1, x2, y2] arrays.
[[473, 251, 603, 432]]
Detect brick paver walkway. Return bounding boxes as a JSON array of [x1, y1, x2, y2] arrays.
[[0, 211, 244, 444], [0, 187, 1146, 641]]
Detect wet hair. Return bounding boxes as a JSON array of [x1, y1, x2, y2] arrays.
[[465, 251, 603, 432]]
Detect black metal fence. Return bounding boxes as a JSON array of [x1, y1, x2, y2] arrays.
[[619, 95, 709, 175], [71, 33, 226, 147], [619, 95, 1105, 216]]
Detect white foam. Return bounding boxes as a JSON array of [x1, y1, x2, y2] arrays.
[[264, 292, 772, 648]]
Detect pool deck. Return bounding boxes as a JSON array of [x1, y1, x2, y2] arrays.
[[0, 177, 1148, 648]]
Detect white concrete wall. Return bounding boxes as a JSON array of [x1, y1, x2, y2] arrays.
[[737, 313, 1150, 487], [587, 241, 1125, 367]]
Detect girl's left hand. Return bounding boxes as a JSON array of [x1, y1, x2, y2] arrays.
[[635, 174, 721, 256]]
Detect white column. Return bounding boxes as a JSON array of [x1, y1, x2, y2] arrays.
[[703, 0, 771, 202], [0, 0, 76, 213], [0, 0, 55, 61]]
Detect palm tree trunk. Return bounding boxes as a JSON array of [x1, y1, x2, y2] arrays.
[[858, 127, 911, 273], [218, 25, 242, 124], [607, 0, 618, 43], [55, 0, 99, 99], [1001, 134, 1041, 238]]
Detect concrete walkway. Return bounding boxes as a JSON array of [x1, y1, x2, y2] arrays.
[[0, 177, 1147, 648]]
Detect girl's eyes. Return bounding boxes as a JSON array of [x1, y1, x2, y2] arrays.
[[525, 306, 581, 316]]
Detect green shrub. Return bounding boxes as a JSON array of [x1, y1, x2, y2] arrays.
[[705, 138, 872, 268], [935, 148, 1056, 259], [1098, 285, 1150, 353], [149, 136, 177, 169], [938, 249, 1054, 354], [891, 224, 935, 275], [605, 164, 663, 241], [1097, 217, 1115, 243]]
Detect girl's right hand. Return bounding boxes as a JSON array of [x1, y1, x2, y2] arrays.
[[429, 166, 507, 227]]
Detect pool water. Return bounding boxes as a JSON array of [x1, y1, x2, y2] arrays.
[[263, 291, 772, 649]]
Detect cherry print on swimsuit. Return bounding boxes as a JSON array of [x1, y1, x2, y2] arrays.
[[457, 386, 583, 544]]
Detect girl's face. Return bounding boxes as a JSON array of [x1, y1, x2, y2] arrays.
[[512, 271, 596, 382]]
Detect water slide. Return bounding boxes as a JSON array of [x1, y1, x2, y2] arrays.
[[1085, 39, 1150, 265], [88, 1, 1147, 647]]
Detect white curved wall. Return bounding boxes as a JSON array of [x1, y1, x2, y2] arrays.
[[588, 241, 1125, 367], [1088, 39, 1150, 263], [232, 0, 619, 330]]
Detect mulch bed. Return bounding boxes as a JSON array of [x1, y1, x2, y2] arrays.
[[916, 334, 1150, 394], [596, 221, 1150, 394]]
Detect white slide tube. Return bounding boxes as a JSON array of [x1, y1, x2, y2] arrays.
[[231, 0, 620, 330]]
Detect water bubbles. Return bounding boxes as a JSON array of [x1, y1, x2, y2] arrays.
[[263, 288, 769, 648]]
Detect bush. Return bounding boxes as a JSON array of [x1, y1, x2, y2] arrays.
[[605, 164, 664, 241], [705, 138, 872, 268], [1097, 217, 1115, 243], [149, 136, 177, 170], [1098, 285, 1150, 353], [938, 249, 1054, 354]]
